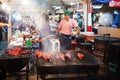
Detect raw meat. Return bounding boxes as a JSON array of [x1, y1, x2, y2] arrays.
[[43, 53, 52, 62], [36, 50, 43, 58], [56, 53, 65, 61]]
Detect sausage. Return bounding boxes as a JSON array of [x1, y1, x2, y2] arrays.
[[77, 53, 84, 60], [21, 50, 29, 54]]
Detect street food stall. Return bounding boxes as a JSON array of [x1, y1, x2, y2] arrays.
[[0, 46, 30, 80], [36, 50, 100, 80], [0, 0, 102, 80]]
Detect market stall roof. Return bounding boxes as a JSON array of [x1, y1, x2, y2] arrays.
[[0, 0, 87, 13], [46, 0, 85, 14], [0, 0, 85, 12]]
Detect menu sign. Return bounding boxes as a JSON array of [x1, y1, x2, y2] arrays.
[[109, 0, 120, 8]]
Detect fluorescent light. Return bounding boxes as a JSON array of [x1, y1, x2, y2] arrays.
[[92, 4, 103, 9], [114, 10, 119, 14], [56, 9, 63, 13], [55, 6, 61, 10], [70, 2, 76, 5], [99, 13, 103, 16]]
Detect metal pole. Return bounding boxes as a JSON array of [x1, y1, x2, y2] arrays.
[[87, 0, 92, 32], [8, 0, 12, 42], [83, 1, 88, 32]]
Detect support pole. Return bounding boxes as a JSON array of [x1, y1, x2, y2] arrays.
[[83, 3, 88, 32], [8, 0, 12, 42], [87, 0, 92, 32]]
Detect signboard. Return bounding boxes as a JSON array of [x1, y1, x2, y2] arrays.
[[94, 0, 110, 3], [109, 0, 120, 8]]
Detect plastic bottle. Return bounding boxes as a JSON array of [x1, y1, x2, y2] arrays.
[[26, 38, 31, 47]]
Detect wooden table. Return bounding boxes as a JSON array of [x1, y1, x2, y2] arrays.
[[80, 32, 99, 42]]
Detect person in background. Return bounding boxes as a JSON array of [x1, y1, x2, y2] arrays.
[[74, 17, 78, 24], [57, 18, 62, 26], [55, 10, 80, 51], [78, 16, 84, 31], [38, 14, 52, 52]]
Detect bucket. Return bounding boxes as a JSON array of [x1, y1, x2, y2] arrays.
[[108, 62, 118, 73]]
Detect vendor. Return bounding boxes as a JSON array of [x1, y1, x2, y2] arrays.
[[55, 10, 80, 51]]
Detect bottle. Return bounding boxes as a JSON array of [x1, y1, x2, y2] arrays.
[[26, 38, 31, 47]]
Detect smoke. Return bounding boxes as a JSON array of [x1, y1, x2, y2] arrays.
[[18, 0, 55, 53], [0, 0, 51, 52], [37, 14, 52, 53]]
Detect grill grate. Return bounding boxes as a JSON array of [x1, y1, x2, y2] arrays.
[[37, 51, 99, 67]]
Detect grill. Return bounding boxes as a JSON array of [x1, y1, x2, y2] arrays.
[[0, 51, 30, 80], [37, 50, 100, 80], [94, 36, 120, 64], [94, 36, 120, 52]]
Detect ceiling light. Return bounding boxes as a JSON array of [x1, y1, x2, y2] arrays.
[[70, 2, 76, 5], [114, 10, 119, 14], [99, 13, 103, 16], [92, 4, 103, 9]]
